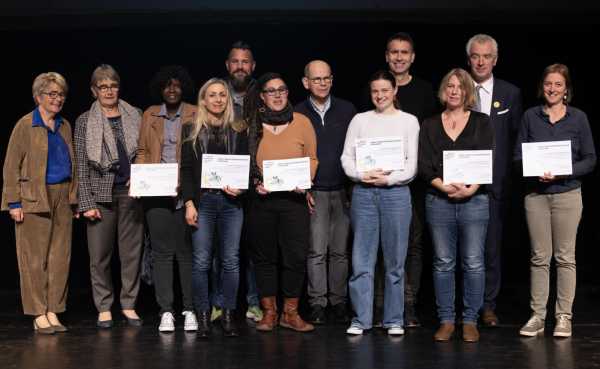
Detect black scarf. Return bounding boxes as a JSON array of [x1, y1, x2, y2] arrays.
[[247, 102, 295, 209]]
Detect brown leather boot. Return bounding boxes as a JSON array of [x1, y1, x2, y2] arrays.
[[482, 311, 500, 328], [256, 297, 278, 331], [463, 323, 480, 342], [434, 323, 455, 341], [280, 298, 314, 332]]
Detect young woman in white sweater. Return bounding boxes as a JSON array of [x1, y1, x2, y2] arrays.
[[341, 70, 420, 335]]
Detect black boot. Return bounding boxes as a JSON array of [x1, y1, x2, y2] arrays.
[[222, 309, 239, 337], [196, 310, 211, 338], [332, 303, 352, 323], [403, 301, 421, 327], [308, 305, 326, 324], [373, 307, 384, 328]]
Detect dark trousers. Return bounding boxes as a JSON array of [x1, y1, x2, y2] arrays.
[[144, 197, 195, 315], [374, 185, 425, 306], [482, 194, 510, 312], [307, 189, 350, 307], [88, 189, 144, 312], [245, 193, 310, 299]]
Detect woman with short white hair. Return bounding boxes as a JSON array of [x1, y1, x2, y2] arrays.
[[74, 64, 144, 328], [2, 72, 78, 334]]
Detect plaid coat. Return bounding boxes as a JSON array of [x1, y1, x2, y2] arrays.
[[74, 108, 142, 213]]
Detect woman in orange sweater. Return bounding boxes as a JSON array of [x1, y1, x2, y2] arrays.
[[244, 72, 318, 332]]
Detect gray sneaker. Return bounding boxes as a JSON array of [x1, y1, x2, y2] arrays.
[[553, 315, 572, 337], [519, 316, 544, 336]]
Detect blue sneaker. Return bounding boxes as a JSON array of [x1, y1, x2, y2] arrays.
[[388, 324, 404, 335]]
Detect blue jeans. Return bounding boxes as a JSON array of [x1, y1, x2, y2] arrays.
[[425, 193, 488, 325], [191, 193, 243, 312], [210, 241, 260, 307], [348, 185, 411, 329]]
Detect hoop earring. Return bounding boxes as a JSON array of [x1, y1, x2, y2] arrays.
[[259, 102, 266, 113]]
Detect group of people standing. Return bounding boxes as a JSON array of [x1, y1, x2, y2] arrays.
[[3, 33, 595, 342]]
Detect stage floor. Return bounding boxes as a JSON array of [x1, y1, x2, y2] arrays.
[[1, 284, 599, 368]]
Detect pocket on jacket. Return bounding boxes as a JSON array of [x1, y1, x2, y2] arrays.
[[20, 181, 36, 201]]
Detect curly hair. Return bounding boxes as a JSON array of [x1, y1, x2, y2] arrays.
[[148, 65, 196, 104]]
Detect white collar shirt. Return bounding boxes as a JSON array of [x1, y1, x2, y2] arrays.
[[474, 75, 494, 116]]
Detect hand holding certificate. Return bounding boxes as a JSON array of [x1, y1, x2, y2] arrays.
[[355, 136, 404, 172], [201, 154, 250, 189], [130, 164, 178, 196], [522, 141, 572, 177], [263, 157, 311, 192], [443, 150, 493, 185]]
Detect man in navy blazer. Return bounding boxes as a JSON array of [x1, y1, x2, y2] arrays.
[[466, 34, 523, 328]]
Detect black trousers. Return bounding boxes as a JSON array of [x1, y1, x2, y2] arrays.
[[245, 193, 310, 299], [143, 197, 195, 315]]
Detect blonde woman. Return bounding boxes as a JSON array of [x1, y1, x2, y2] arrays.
[[2, 72, 78, 334], [180, 78, 248, 338]]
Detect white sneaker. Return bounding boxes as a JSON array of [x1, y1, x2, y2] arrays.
[[347, 325, 364, 335], [519, 316, 545, 337], [159, 312, 175, 332], [183, 311, 198, 331], [388, 324, 404, 335], [553, 315, 572, 337]]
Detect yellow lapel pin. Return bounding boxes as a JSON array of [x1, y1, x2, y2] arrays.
[[493, 102, 500, 108]]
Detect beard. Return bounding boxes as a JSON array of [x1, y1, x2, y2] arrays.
[[230, 69, 252, 90]]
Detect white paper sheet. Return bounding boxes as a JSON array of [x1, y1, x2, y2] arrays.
[[201, 154, 250, 189], [522, 141, 573, 177], [130, 164, 178, 196], [442, 150, 493, 185], [263, 157, 311, 192], [355, 136, 404, 172]]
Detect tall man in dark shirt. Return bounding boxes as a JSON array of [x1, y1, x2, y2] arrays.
[[210, 41, 262, 323], [466, 34, 523, 328], [294, 60, 357, 323], [362, 32, 437, 328]]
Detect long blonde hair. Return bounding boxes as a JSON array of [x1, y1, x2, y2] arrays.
[[182, 78, 247, 156]]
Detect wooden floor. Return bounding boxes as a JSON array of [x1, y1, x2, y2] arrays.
[[1, 284, 599, 368]]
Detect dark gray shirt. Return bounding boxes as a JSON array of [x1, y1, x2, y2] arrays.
[[158, 103, 184, 164]]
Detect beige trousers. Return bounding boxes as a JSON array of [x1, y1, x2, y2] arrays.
[[524, 188, 582, 320], [15, 181, 72, 315]]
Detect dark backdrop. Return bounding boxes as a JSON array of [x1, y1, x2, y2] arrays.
[[1, 13, 599, 295]]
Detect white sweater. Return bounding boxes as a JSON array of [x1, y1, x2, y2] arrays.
[[341, 110, 420, 186]]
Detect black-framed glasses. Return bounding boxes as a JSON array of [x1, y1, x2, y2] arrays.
[[306, 76, 332, 84], [262, 87, 288, 96], [95, 84, 120, 93], [43, 91, 68, 100]]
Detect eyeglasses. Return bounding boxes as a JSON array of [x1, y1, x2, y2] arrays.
[[306, 76, 332, 84], [262, 87, 288, 96], [43, 91, 68, 100], [96, 84, 120, 93]]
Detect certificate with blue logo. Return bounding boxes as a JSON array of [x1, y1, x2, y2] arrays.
[[201, 154, 250, 189], [522, 141, 572, 177], [355, 136, 404, 172], [263, 157, 311, 192], [443, 150, 493, 185], [130, 164, 178, 196]]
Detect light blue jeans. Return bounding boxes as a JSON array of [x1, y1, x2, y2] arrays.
[[348, 185, 411, 329], [425, 193, 488, 325]]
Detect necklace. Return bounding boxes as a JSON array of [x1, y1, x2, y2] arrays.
[[446, 111, 467, 129]]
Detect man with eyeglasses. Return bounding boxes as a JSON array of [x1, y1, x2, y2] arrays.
[[294, 60, 356, 324], [361, 32, 437, 329], [210, 41, 262, 325]]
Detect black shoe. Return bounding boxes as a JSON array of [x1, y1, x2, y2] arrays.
[[97, 315, 114, 329], [373, 307, 384, 328], [222, 309, 239, 337], [403, 301, 421, 327], [196, 310, 211, 338], [308, 305, 326, 324], [332, 303, 352, 323], [121, 310, 143, 327]]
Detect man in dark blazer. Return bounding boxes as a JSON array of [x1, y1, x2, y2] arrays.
[[466, 34, 523, 328]]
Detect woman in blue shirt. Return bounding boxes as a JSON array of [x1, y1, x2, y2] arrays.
[[514, 64, 596, 338]]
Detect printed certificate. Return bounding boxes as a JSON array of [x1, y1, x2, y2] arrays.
[[130, 164, 178, 196], [522, 141, 572, 177], [201, 154, 250, 189], [263, 157, 311, 192], [443, 150, 493, 185], [355, 136, 404, 172]]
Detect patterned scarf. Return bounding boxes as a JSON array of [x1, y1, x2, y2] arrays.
[[85, 99, 141, 174]]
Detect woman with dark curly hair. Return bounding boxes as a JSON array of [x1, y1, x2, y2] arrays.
[[136, 65, 198, 332]]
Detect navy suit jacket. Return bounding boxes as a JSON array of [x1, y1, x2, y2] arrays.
[[488, 78, 523, 200]]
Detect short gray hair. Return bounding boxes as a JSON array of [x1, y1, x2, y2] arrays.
[[466, 34, 498, 56], [304, 60, 332, 78], [32, 72, 68, 106], [91, 64, 121, 88]]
